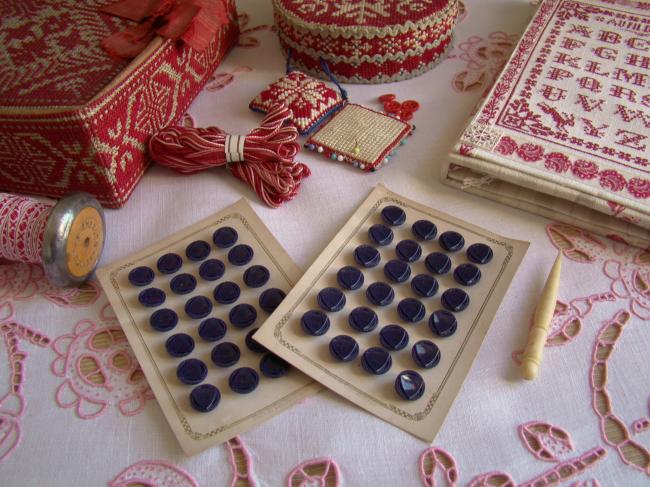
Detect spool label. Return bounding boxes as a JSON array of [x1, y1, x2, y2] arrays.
[[66, 207, 104, 278]]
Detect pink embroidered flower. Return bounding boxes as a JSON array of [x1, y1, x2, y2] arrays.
[[109, 460, 198, 487], [543, 152, 571, 173], [627, 177, 650, 198], [603, 260, 650, 320], [572, 160, 598, 180], [459, 144, 474, 156], [516, 143, 544, 162], [495, 136, 517, 155], [519, 421, 574, 461], [287, 458, 340, 487], [599, 170, 626, 192]]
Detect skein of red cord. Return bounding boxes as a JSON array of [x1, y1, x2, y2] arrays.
[[148, 104, 310, 208]]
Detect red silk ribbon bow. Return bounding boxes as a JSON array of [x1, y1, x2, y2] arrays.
[[101, 0, 229, 59]]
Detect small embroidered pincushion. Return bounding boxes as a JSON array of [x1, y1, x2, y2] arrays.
[[250, 71, 346, 135], [305, 104, 413, 172]]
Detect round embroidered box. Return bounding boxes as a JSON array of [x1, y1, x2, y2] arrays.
[[272, 0, 458, 84]]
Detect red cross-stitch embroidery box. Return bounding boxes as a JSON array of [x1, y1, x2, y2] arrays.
[[0, 0, 238, 208]]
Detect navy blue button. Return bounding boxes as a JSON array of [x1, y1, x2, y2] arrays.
[[381, 205, 406, 226], [186, 240, 211, 261], [245, 328, 268, 353], [412, 220, 437, 241], [441, 288, 470, 312], [379, 324, 409, 351], [348, 306, 379, 333], [214, 281, 240, 304], [439, 231, 465, 252], [243, 265, 270, 288], [213, 227, 238, 248], [165, 333, 195, 357], [128, 266, 154, 286], [429, 310, 458, 337], [229, 367, 259, 394], [397, 298, 426, 323], [329, 335, 359, 362], [259, 288, 286, 313], [467, 243, 493, 264], [366, 282, 394, 306], [396, 240, 422, 263], [354, 244, 381, 268], [150, 308, 178, 332], [211, 342, 240, 367], [368, 224, 394, 246], [337, 266, 364, 291], [157, 253, 182, 274], [361, 347, 392, 374], [395, 370, 425, 401], [199, 259, 225, 281], [411, 274, 439, 298], [301, 310, 330, 336], [318, 287, 346, 312], [198, 318, 227, 342], [170, 273, 197, 295], [260, 353, 290, 378], [229, 303, 257, 328], [190, 384, 221, 412], [228, 244, 254, 266], [412, 340, 441, 369], [138, 288, 166, 307], [425, 252, 452, 275], [384, 259, 411, 283], [177, 358, 207, 385], [454, 263, 482, 286], [185, 295, 212, 319]]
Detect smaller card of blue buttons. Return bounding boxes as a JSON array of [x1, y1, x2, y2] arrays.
[[199, 259, 225, 281], [361, 347, 392, 374], [439, 231, 465, 252], [467, 243, 493, 264], [354, 244, 381, 267], [366, 282, 394, 306], [395, 370, 425, 401], [348, 306, 379, 332], [337, 266, 364, 290], [139, 288, 166, 307], [329, 335, 359, 362], [259, 288, 286, 313], [411, 220, 437, 241], [245, 328, 268, 354], [397, 298, 426, 323], [429, 310, 457, 337], [165, 333, 195, 357], [128, 266, 154, 286], [301, 310, 330, 336], [198, 318, 227, 342], [186, 240, 211, 261], [214, 281, 240, 304], [229, 367, 259, 394], [368, 224, 394, 246], [381, 206, 406, 226], [170, 273, 197, 295], [411, 274, 439, 298], [318, 287, 346, 312], [177, 358, 207, 385], [441, 288, 470, 312], [190, 384, 221, 412], [454, 263, 482, 286], [412, 340, 441, 369], [229, 303, 257, 328], [396, 240, 422, 263], [228, 244, 254, 266], [213, 227, 238, 248], [185, 295, 212, 319], [211, 342, 241, 367], [260, 353, 290, 378], [379, 325, 409, 351], [243, 265, 270, 288], [157, 253, 182, 274], [384, 259, 411, 283], [150, 308, 178, 332]]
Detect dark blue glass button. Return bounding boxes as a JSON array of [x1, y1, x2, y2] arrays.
[[165, 333, 195, 357], [177, 358, 207, 385], [228, 244, 254, 266], [397, 298, 426, 323], [395, 370, 425, 401], [366, 282, 394, 306], [229, 367, 259, 394], [412, 340, 441, 369], [429, 310, 458, 337], [170, 273, 197, 295], [186, 240, 211, 261], [439, 231, 465, 252], [301, 310, 330, 336], [441, 288, 470, 312], [128, 266, 154, 286], [150, 308, 178, 332], [318, 287, 346, 312], [379, 324, 409, 351], [354, 244, 381, 268], [138, 288, 166, 307], [185, 295, 212, 319], [361, 347, 392, 375], [157, 253, 182, 274], [425, 252, 452, 275], [243, 265, 270, 288], [467, 243, 493, 264], [411, 274, 439, 298], [199, 258, 225, 281], [198, 318, 227, 342], [259, 288, 286, 313], [384, 259, 411, 283], [189, 384, 221, 412], [245, 328, 268, 353], [348, 306, 379, 332], [214, 281, 240, 304], [213, 227, 238, 248], [396, 240, 422, 262], [229, 303, 257, 328], [329, 335, 359, 362], [454, 263, 482, 286], [211, 342, 241, 367], [337, 266, 364, 291], [368, 224, 394, 246], [260, 353, 290, 378], [412, 220, 437, 241], [381, 205, 406, 226]]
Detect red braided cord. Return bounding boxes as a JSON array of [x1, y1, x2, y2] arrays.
[[148, 104, 310, 208]]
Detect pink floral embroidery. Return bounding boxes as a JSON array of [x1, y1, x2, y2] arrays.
[[459, 144, 474, 156], [627, 177, 650, 199], [519, 421, 574, 461], [109, 460, 198, 487], [419, 447, 459, 487], [467, 472, 515, 487], [205, 66, 252, 91], [516, 143, 544, 162], [51, 303, 153, 419], [227, 436, 257, 487], [286, 457, 341, 487], [543, 152, 571, 173], [237, 13, 270, 48], [603, 260, 650, 320], [495, 136, 517, 156], [598, 169, 626, 192], [572, 160, 599, 180]]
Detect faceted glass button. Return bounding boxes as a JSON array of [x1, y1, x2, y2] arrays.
[[384, 259, 411, 283], [128, 266, 154, 287], [425, 252, 452, 275], [149, 308, 178, 332], [467, 243, 493, 264], [354, 244, 381, 268], [199, 259, 225, 281], [198, 318, 227, 342], [395, 370, 425, 401], [337, 266, 364, 291], [229, 303, 257, 328], [138, 288, 166, 307], [412, 340, 441, 369], [439, 231, 465, 252], [165, 333, 195, 357], [214, 281, 241, 304], [329, 335, 359, 362], [411, 220, 437, 241], [411, 274, 439, 298], [185, 295, 212, 319], [396, 240, 422, 263], [243, 265, 270, 288], [397, 298, 426, 323], [213, 226, 238, 248], [190, 384, 221, 412], [211, 342, 241, 367], [170, 273, 197, 295], [361, 347, 392, 375], [348, 306, 379, 332], [441, 288, 470, 312], [366, 282, 395, 306], [157, 253, 183, 274], [379, 324, 409, 351], [318, 287, 346, 312], [186, 240, 211, 261], [228, 244, 254, 266], [368, 224, 394, 246], [429, 310, 458, 337], [381, 205, 406, 226], [177, 358, 207, 385], [301, 310, 331, 336], [229, 367, 259, 394]]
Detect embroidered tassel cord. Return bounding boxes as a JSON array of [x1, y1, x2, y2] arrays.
[[0, 193, 52, 264], [149, 105, 310, 208]]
